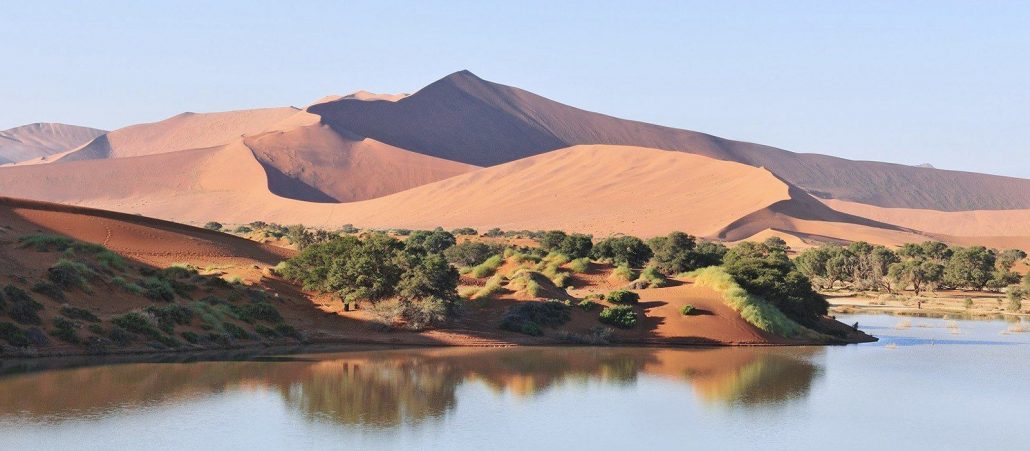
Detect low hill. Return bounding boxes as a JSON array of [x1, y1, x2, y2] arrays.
[[311, 70, 1030, 211], [0, 123, 106, 164]]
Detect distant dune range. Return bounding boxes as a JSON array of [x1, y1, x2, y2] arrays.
[[1, 70, 1029, 248], [0, 123, 106, 164]]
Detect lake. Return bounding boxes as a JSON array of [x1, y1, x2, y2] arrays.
[[1, 313, 1028, 450]]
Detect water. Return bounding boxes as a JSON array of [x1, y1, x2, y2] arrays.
[[1, 314, 1028, 450]]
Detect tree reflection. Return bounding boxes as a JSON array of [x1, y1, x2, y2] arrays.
[[0, 346, 822, 426]]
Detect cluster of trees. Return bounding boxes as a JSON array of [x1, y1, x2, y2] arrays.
[[796, 241, 1027, 295], [278, 231, 460, 328], [722, 238, 828, 325]]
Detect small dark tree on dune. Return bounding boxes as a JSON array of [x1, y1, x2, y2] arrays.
[[203, 221, 223, 231], [647, 231, 726, 275]]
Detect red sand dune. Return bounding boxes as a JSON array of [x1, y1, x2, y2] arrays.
[[310, 70, 1030, 211]]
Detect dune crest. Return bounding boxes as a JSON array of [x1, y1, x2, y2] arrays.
[[0, 123, 106, 164]]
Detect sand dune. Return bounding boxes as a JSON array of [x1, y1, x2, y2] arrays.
[[243, 123, 478, 202], [310, 70, 1030, 211], [56, 107, 313, 162], [0, 123, 106, 164], [0, 196, 290, 268], [0, 141, 928, 244], [823, 199, 1030, 237]]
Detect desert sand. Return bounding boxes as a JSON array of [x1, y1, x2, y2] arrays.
[[0, 123, 106, 164]]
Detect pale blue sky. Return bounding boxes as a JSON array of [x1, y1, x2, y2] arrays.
[[2, 1, 1027, 177]]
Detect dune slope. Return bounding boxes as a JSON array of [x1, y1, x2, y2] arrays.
[[0, 123, 106, 164], [311, 70, 1030, 211], [243, 123, 479, 202]]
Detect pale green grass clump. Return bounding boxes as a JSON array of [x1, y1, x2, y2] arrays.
[[610, 264, 635, 282], [638, 265, 669, 287], [509, 270, 543, 297], [568, 257, 590, 274], [689, 266, 803, 338], [472, 273, 507, 300], [470, 255, 504, 278]]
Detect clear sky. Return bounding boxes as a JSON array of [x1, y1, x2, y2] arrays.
[[2, 1, 1027, 177]]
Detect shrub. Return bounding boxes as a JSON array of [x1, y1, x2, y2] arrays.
[[404, 229, 456, 254], [605, 290, 640, 304], [19, 234, 108, 254], [145, 304, 194, 333], [551, 271, 573, 288], [222, 322, 249, 340], [112, 312, 163, 339], [690, 266, 804, 337], [3, 285, 43, 325], [140, 277, 176, 302], [538, 231, 593, 259], [577, 300, 600, 310], [162, 264, 199, 280], [722, 242, 828, 325], [398, 254, 459, 301], [275, 323, 301, 339], [47, 259, 93, 289], [681, 304, 696, 316], [404, 297, 450, 330], [32, 280, 65, 300], [204, 221, 223, 231], [235, 302, 283, 323], [591, 236, 652, 267], [639, 266, 669, 288], [96, 250, 127, 270], [647, 232, 726, 274], [610, 264, 635, 282], [472, 274, 506, 300], [60, 305, 99, 322], [500, 300, 571, 335], [508, 271, 544, 297], [568, 257, 590, 274], [451, 227, 478, 236], [0, 322, 29, 347], [444, 241, 501, 267], [108, 326, 135, 345], [112, 276, 144, 295], [181, 331, 201, 344], [599, 305, 637, 328], [470, 255, 504, 278], [484, 228, 503, 237], [50, 317, 80, 344]]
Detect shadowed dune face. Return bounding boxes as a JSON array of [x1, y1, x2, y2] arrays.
[[242, 123, 479, 202], [311, 70, 1030, 211], [0, 123, 106, 164]]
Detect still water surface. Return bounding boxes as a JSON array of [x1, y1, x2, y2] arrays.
[[1, 314, 1028, 450]]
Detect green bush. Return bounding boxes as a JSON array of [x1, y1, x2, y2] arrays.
[[255, 324, 278, 338], [605, 290, 640, 304], [18, 234, 107, 254], [32, 280, 65, 300], [0, 322, 29, 347], [112, 276, 144, 295], [140, 277, 176, 302], [568, 258, 590, 274], [681, 304, 696, 316], [599, 305, 637, 328], [50, 317, 80, 344], [3, 285, 43, 325], [722, 242, 827, 325], [222, 322, 249, 339], [234, 302, 283, 323], [204, 221, 223, 231], [500, 300, 571, 335], [181, 331, 201, 344], [145, 305, 194, 333], [47, 259, 93, 289], [639, 266, 669, 287], [610, 264, 635, 282], [591, 236, 652, 267], [444, 241, 501, 267], [112, 312, 163, 339], [647, 232, 726, 275], [108, 326, 135, 345], [690, 266, 804, 337], [96, 250, 126, 270], [577, 300, 600, 310], [451, 227, 478, 236], [60, 305, 99, 322], [275, 323, 301, 339]]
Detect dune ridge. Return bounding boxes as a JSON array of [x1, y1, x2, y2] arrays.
[[0, 123, 106, 164], [310, 70, 1030, 211]]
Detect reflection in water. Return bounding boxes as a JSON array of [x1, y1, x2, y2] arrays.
[[0, 346, 822, 427]]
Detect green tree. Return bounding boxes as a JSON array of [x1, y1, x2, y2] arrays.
[[405, 229, 456, 255], [398, 253, 459, 301], [944, 246, 996, 290], [591, 235, 653, 268], [723, 241, 828, 325]]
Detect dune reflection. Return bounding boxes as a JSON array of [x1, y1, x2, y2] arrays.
[[0, 346, 822, 426]]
